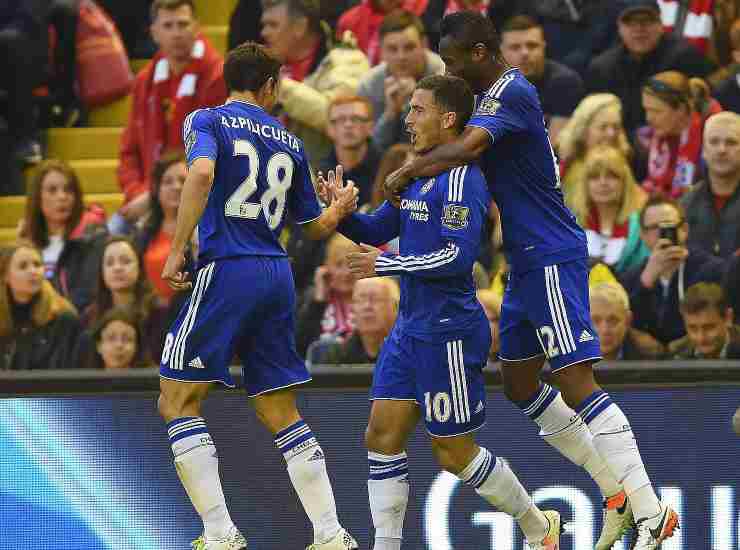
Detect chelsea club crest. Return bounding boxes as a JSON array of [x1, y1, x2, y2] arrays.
[[420, 178, 435, 195]]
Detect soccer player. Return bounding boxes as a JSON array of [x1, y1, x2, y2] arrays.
[[158, 42, 359, 550], [385, 12, 678, 550], [324, 74, 561, 550]]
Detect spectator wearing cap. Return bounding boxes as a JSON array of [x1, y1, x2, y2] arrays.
[[669, 282, 740, 359], [261, 0, 370, 161], [357, 11, 445, 150], [682, 112, 740, 258], [619, 195, 726, 344], [115, 0, 227, 234], [590, 282, 666, 360], [586, 0, 715, 138], [499, 15, 584, 143], [318, 97, 381, 209], [640, 70, 720, 198]]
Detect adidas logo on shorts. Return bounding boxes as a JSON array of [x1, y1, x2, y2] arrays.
[[579, 330, 594, 343], [189, 356, 205, 369]]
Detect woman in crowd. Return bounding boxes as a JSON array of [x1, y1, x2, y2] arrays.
[[557, 94, 635, 201], [87, 306, 147, 370], [296, 232, 358, 357], [0, 243, 81, 370], [135, 152, 186, 305], [568, 146, 649, 274], [21, 159, 106, 311], [640, 71, 721, 197], [82, 235, 169, 361]]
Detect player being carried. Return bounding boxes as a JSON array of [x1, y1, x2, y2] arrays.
[[159, 42, 359, 550], [322, 74, 561, 550], [383, 12, 678, 550]]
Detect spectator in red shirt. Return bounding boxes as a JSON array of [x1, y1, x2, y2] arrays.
[[114, 0, 226, 234], [337, 0, 426, 65]]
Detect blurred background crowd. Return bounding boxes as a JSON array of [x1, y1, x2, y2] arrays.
[[2, 0, 740, 372]]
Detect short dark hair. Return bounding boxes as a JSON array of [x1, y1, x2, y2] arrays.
[[379, 11, 426, 41], [416, 75, 474, 132], [500, 15, 542, 34], [440, 11, 501, 54], [639, 193, 685, 228], [150, 0, 195, 21], [224, 42, 282, 93], [262, 0, 322, 35], [680, 283, 729, 316]]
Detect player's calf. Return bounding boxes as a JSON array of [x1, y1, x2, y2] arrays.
[[429, 434, 479, 475]]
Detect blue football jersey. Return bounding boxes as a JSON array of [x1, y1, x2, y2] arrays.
[[183, 100, 321, 264], [466, 68, 587, 274], [339, 165, 490, 340]]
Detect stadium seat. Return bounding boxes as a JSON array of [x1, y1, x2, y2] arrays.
[[47, 128, 123, 161]]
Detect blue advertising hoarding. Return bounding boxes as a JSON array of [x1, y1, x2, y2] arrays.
[[1, 386, 739, 549]]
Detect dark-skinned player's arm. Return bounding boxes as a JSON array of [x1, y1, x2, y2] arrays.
[[384, 126, 491, 201]]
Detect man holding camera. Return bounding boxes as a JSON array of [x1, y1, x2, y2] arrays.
[[619, 195, 726, 344]]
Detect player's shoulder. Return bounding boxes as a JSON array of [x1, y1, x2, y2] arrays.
[[479, 69, 536, 109], [440, 164, 487, 201]]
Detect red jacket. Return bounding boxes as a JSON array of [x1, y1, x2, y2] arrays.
[[337, 0, 428, 65], [117, 35, 227, 202]]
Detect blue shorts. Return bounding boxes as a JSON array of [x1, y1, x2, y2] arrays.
[[160, 256, 311, 396], [499, 259, 602, 372], [372, 317, 491, 437]]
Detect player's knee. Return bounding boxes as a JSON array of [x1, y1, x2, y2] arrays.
[[365, 422, 404, 455], [430, 439, 468, 475]]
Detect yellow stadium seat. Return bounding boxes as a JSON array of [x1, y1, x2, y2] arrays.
[[47, 128, 123, 161], [88, 95, 131, 127], [203, 25, 229, 56], [0, 227, 17, 246], [194, 0, 237, 26], [0, 193, 124, 233]]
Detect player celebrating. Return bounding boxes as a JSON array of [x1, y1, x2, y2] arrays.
[[385, 13, 678, 550], [158, 42, 359, 550], [324, 74, 561, 550]]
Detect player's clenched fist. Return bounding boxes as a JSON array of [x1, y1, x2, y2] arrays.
[[347, 243, 382, 279], [161, 249, 192, 291]]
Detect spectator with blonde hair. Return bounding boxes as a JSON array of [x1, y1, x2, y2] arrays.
[[640, 70, 721, 197], [322, 277, 400, 364], [0, 243, 81, 370], [556, 94, 634, 200], [21, 159, 107, 311], [590, 281, 665, 360], [569, 146, 649, 273]]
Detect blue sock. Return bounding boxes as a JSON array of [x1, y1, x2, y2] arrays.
[[513, 383, 560, 423], [574, 390, 614, 425]]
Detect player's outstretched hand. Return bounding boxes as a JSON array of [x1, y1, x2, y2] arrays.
[[316, 171, 332, 206], [347, 243, 382, 279], [384, 162, 413, 206], [162, 250, 192, 291], [328, 165, 359, 217]]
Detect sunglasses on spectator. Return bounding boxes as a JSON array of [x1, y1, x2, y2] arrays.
[[329, 116, 371, 125]]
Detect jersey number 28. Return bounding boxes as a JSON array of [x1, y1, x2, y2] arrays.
[[225, 139, 293, 230]]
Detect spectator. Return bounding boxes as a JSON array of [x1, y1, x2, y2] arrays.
[[640, 71, 720, 197], [682, 111, 740, 257], [586, 0, 715, 137], [261, 0, 370, 161], [135, 152, 186, 303], [318, 96, 380, 208], [115, 0, 226, 233], [557, 94, 639, 199], [336, 0, 426, 65], [476, 289, 501, 365], [296, 233, 358, 356], [357, 11, 444, 151], [499, 15, 585, 142], [0, 243, 81, 370], [81, 235, 169, 362], [712, 18, 740, 113], [724, 253, 740, 323], [0, 1, 51, 165], [590, 281, 666, 360], [420, 0, 492, 52], [670, 282, 740, 359], [619, 195, 726, 344], [21, 160, 106, 312], [322, 277, 400, 364], [568, 146, 649, 273], [88, 306, 148, 369]]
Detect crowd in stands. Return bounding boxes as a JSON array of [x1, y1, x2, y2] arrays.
[[2, 0, 740, 371]]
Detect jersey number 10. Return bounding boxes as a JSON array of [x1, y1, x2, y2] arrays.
[[225, 139, 294, 230]]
